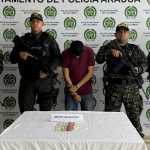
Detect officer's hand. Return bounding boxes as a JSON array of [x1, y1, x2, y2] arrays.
[[39, 71, 48, 78], [19, 51, 33, 60], [111, 49, 122, 58]]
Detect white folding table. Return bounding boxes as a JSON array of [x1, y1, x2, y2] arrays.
[[0, 111, 148, 150]]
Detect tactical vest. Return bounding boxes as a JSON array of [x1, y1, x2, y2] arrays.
[[18, 32, 52, 78], [107, 42, 138, 76]]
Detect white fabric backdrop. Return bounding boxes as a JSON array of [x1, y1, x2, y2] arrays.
[[0, 0, 150, 135]]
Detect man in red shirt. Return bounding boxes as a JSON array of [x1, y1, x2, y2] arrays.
[[61, 40, 95, 110]]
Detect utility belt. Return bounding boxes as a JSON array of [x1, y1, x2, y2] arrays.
[[108, 78, 137, 85]]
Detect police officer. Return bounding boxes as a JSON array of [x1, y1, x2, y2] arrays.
[[10, 12, 61, 113], [96, 23, 147, 138]]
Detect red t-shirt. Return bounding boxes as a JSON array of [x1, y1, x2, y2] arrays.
[[60, 46, 95, 95]]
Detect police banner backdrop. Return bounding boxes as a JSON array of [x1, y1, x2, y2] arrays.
[[0, 0, 150, 135]]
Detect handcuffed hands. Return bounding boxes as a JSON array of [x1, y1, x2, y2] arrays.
[[67, 84, 81, 103], [71, 92, 81, 103], [67, 84, 78, 93]]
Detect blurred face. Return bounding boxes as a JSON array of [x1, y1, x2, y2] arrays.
[[30, 18, 43, 34], [115, 28, 129, 45]]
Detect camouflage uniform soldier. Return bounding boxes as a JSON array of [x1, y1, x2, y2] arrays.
[[96, 23, 147, 138]]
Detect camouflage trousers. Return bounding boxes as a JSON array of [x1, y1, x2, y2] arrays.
[[105, 83, 143, 136]]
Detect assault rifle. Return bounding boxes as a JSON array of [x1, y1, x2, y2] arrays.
[[13, 35, 47, 74], [111, 40, 149, 100], [13, 35, 61, 107], [13, 35, 58, 79]]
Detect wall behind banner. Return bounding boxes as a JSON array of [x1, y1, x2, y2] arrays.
[[0, 1, 150, 134]]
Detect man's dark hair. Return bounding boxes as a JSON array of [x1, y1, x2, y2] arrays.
[[69, 40, 84, 56]]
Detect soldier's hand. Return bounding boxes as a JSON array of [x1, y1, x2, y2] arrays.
[[39, 71, 48, 79], [111, 49, 122, 58], [19, 51, 33, 60]]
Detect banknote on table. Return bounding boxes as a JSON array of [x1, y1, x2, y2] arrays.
[[55, 122, 75, 132]]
